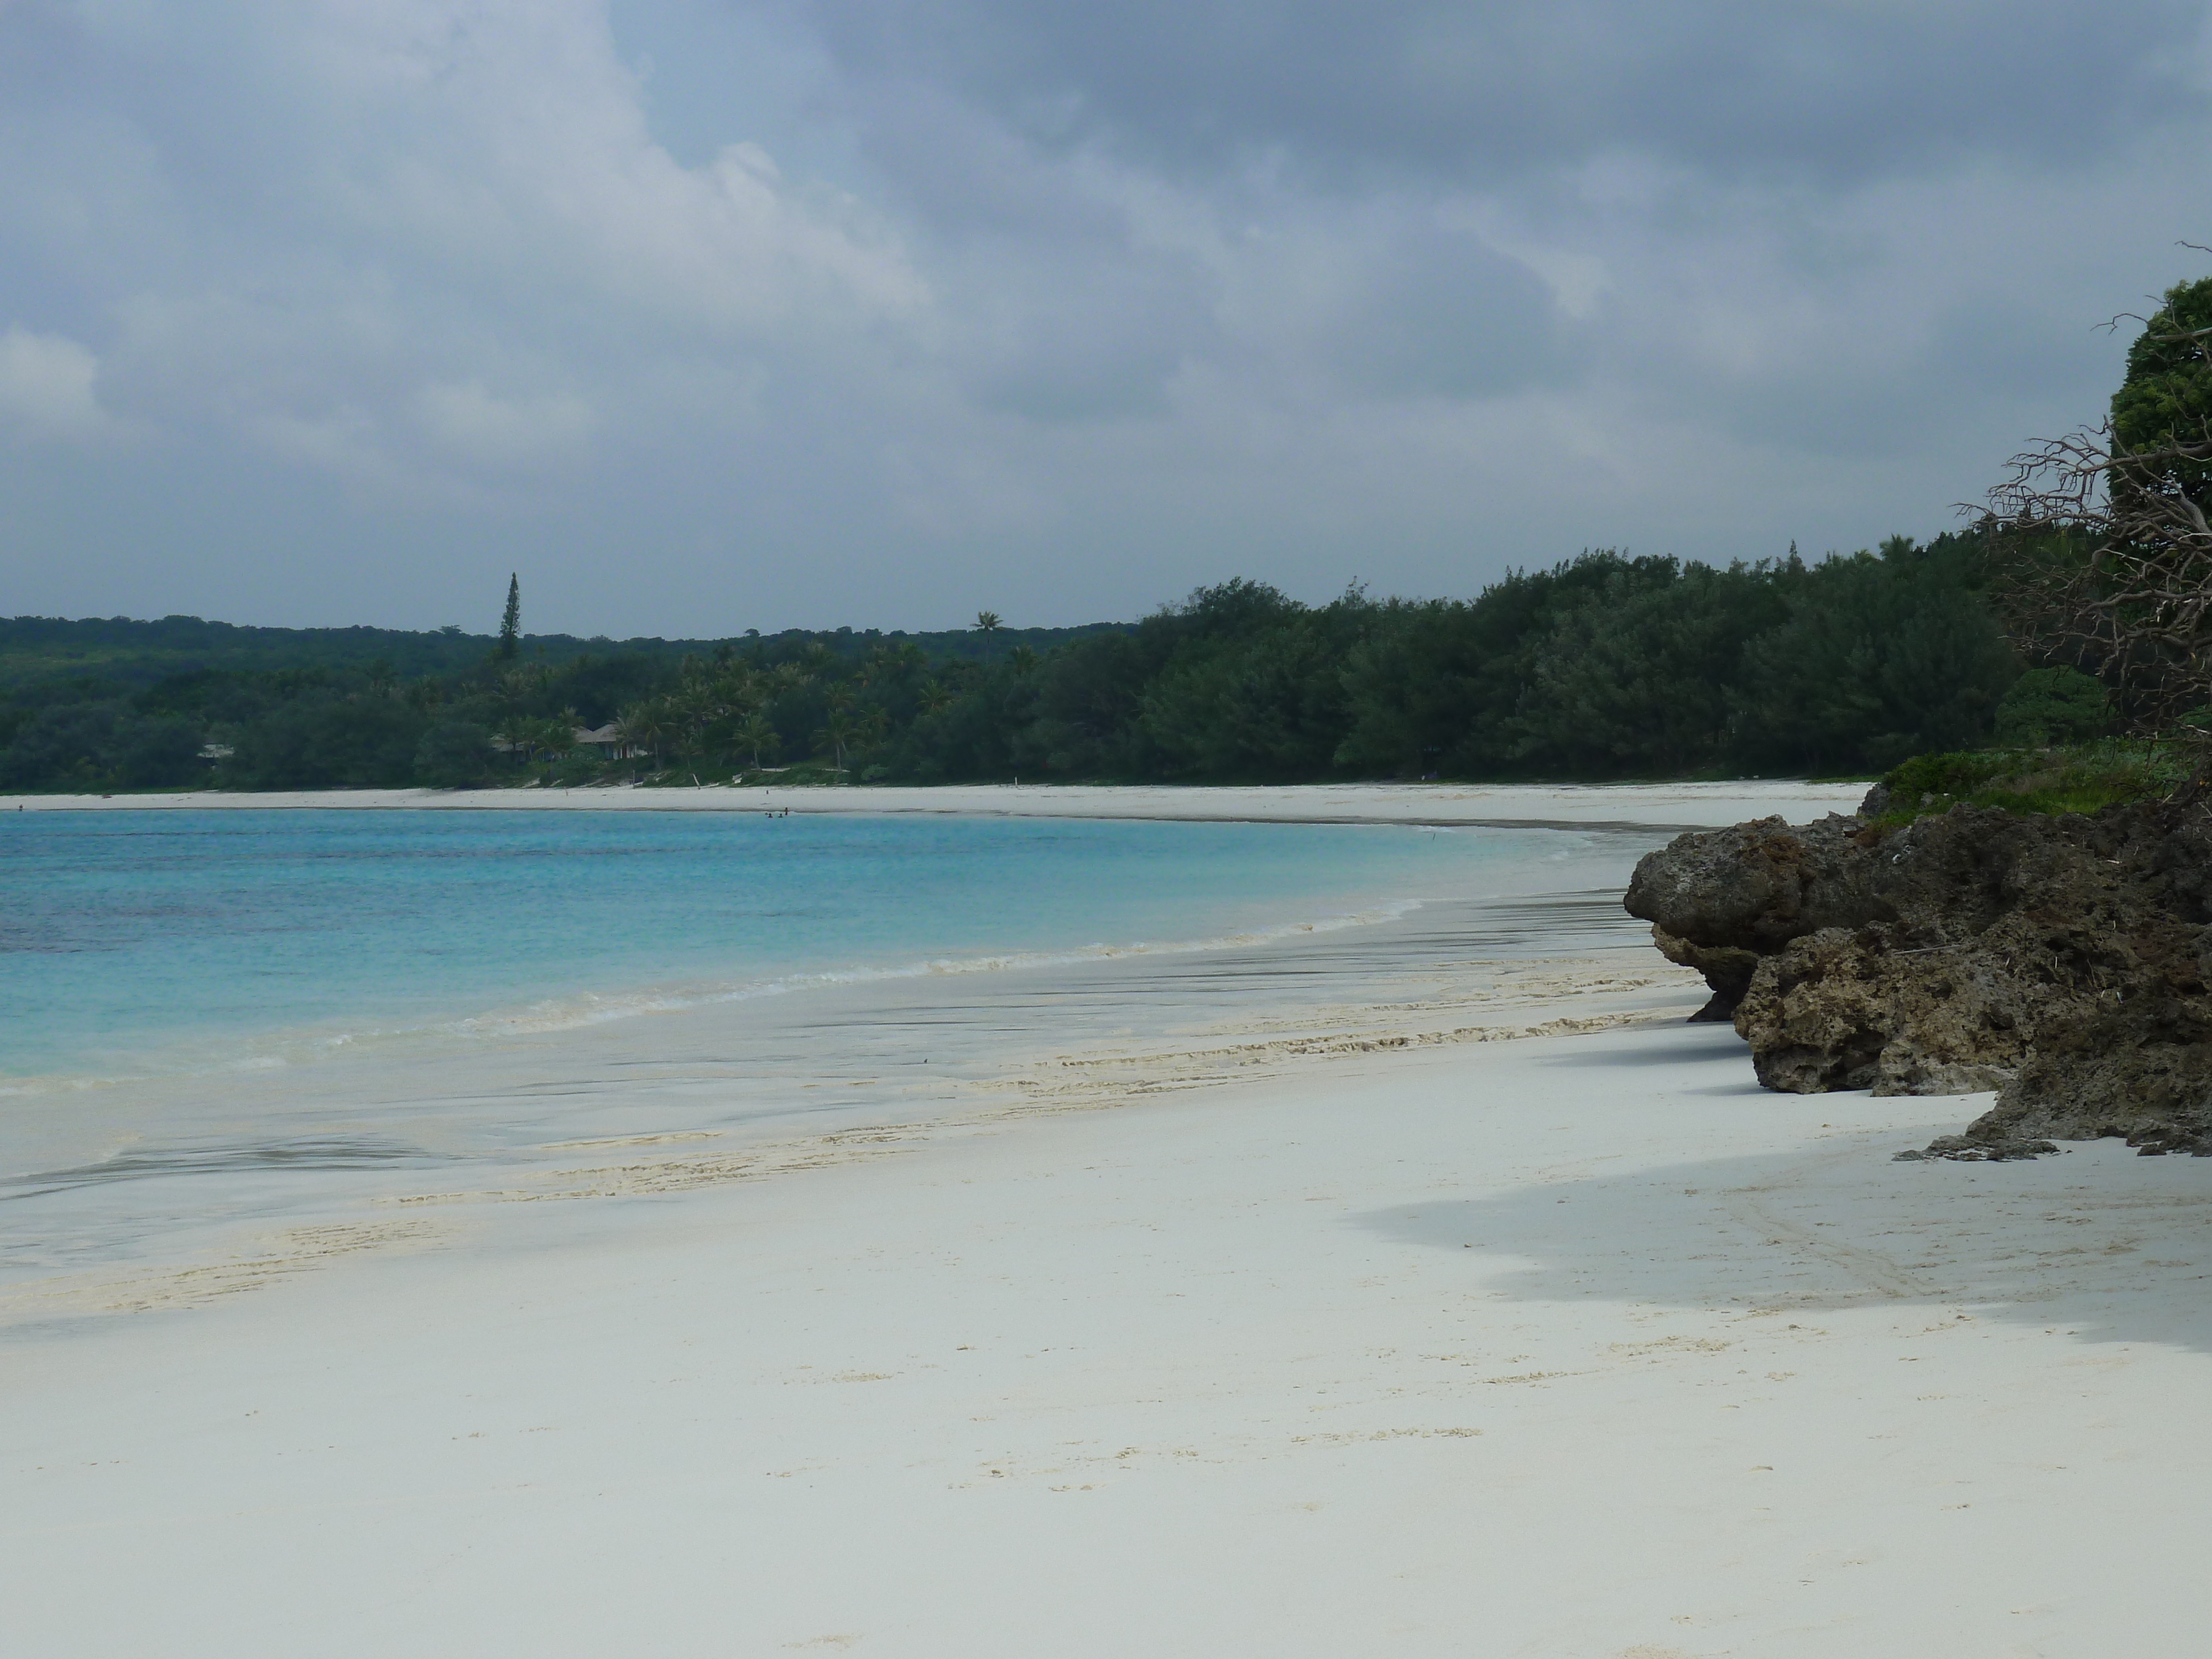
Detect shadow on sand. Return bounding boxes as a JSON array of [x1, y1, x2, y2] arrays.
[[1355, 1040, 2212, 1357]]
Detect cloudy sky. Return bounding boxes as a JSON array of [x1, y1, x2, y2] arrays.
[[3, 1, 2210, 636]]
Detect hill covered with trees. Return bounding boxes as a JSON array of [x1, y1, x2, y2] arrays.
[[0, 611, 1106, 695], [1, 533, 2042, 793]]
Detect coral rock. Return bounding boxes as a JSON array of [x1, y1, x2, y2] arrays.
[[1625, 797, 2212, 1154]]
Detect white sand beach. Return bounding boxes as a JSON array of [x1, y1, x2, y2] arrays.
[[5, 784, 2206, 1657], [2, 777, 1874, 828]]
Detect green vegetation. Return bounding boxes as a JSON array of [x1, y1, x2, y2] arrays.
[[1870, 739, 2190, 827], [1994, 666, 2112, 745], [0, 611, 1103, 694], [495, 575, 521, 663], [2110, 275, 2212, 502], [1863, 264, 2212, 826], [1, 533, 2041, 794], [1982, 272, 2212, 729]]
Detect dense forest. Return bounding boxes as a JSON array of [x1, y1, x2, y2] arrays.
[[0, 611, 1110, 695], [0, 532, 2077, 794]]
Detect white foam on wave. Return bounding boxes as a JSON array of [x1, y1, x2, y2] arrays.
[[365, 894, 1432, 1040]]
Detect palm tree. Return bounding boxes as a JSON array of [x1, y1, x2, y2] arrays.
[[814, 686, 877, 777], [863, 640, 926, 685], [815, 707, 858, 774], [715, 667, 764, 715], [734, 712, 780, 770], [671, 686, 721, 759], [973, 613, 1008, 674], [616, 702, 667, 768], [522, 714, 574, 765]]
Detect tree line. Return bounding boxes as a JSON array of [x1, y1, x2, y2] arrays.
[[0, 531, 2059, 795], [0, 608, 1103, 695]]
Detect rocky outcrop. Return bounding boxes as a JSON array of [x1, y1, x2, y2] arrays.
[[1622, 813, 1891, 1020], [1624, 796, 2212, 1156]]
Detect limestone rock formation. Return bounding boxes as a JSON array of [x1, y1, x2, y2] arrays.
[[1624, 796, 2212, 1156], [1622, 813, 1889, 1020]]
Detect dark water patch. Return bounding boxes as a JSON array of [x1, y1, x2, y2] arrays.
[[2, 1136, 449, 1201]]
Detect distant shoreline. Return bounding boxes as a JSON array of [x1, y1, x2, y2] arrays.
[[3, 778, 1869, 830]]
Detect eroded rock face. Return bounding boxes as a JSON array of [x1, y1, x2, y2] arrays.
[[1965, 997, 2212, 1154], [1626, 797, 2212, 1155], [1623, 814, 1891, 1019], [1736, 926, 2025, 1097]]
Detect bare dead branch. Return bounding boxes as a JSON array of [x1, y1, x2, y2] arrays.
[[1979, 438, 2212, 723]]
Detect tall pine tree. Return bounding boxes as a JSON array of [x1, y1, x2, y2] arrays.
[[497, 574, 520, 660]]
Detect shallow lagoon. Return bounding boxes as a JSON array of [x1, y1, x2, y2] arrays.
[[0, 808, 1662, 1278], [1, 808, 1603, 1082]]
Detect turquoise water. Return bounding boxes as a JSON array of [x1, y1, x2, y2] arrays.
[[1, 810, 1582, 1082]]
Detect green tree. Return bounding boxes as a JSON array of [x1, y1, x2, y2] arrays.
[[1128, 582, 1368, 779], [1994, 666, 2111, 745], [1337, 555, 1671, 778], [667, 685, 722, 760], [615, 701, 667, 767], [1988, 272, 2212, 725], [734, 711, 780, 769], [415, 719, 494, 787], [1008, 632, 1152, 776], [227, 699, 426, 789], [1734, 540, 2016, 773], [1514, 562, 1778, 776], [496, 575, 521, 661], [816, 703, 861, 773], [0, 705, 205, 792], [514, 713, 577, 766], [2110, 276, 2212, 504]]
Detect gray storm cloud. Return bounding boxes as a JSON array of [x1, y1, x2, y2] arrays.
[[1, 0, 2207, 634], [797, 0, 2206, 181]]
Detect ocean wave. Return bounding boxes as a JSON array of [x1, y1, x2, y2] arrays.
[[0, 893, 1437, 1097]]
